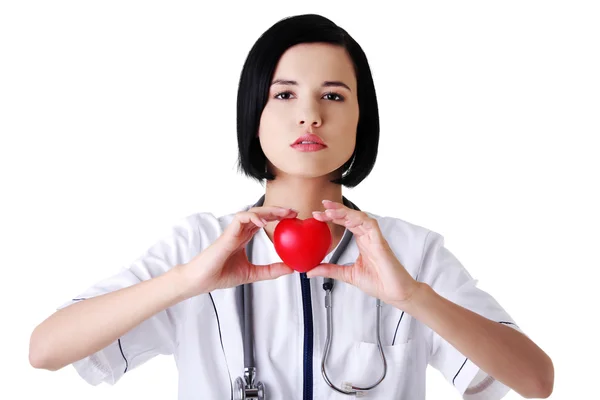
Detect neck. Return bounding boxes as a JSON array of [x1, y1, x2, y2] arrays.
[[261, 169, 346, 250], [264, 178, 343, 219]]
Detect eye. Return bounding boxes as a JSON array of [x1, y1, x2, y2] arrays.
[[274, 91, 294, 100], [323, 92, 344, 101]]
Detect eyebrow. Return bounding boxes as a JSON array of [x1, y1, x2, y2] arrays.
[[270, 79, 352, 91]]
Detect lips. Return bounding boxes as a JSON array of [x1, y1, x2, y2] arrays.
[[292, 133, 326, 146], [290, 133, 327, 152], [291, 143, 326, 152]]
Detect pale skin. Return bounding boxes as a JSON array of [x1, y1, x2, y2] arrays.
[[258, 42, 357, 251], [257, 42, 554, 398], [29, 40, 554, 398]]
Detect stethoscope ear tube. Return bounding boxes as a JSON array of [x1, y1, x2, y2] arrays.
[[242, 283, 255, 370]]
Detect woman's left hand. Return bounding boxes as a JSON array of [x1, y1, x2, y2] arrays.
[[307, 199, 422, 308]]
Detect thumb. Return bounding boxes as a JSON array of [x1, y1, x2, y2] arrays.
[[306, 263, 350, 282], [247, 262, 295, 283]]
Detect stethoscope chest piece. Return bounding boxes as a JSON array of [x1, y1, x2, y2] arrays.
[[235, 367, 265, 400]]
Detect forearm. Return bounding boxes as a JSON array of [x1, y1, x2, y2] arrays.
[[398, 283, 554, 399], [29, 265, 191, 371]]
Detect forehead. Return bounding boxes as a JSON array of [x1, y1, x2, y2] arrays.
[[272, 43, 356, 89]]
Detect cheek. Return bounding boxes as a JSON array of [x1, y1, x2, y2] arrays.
[[338, 107, 359, 153], [258, 108, 282, 153], [334, 105, 359, 133], [331, 101, 358, 124], [259, 104, 284, 133], [258, 107, 273, 137]]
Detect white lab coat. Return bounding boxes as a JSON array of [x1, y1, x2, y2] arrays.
[[57, 202, 526, 399]]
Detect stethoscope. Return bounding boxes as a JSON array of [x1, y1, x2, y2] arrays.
[[234, 195, 387, 399]]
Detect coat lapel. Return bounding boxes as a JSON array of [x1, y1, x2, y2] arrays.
[[210, 285, 244, 385]]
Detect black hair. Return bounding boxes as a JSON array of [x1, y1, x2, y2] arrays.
[[236, 14, 380, 188]]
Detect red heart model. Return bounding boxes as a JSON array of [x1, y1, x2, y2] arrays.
[[273, 217, 332, 273]]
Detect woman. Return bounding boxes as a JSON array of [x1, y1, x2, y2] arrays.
[[29, 14, 554, 400]]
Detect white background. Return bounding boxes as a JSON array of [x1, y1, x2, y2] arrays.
[[2, 1, 598, 399]]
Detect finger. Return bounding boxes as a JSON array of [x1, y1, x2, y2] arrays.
[[306, 263, 353, 284], [341, 210, 379, 235], [311, 210, 329, 221], [312, 209, 369, 237], [235, 212, 268, 228], [236, 209, 296, 228], [313, 208, 350, 221], [322, 200, 367, 224], [225, 216, 263, 243], [251, 214, 268, 228], [311, 210, 346, 228], [321, 199, 345, 209], [321, 200, 375, 229], [248, 206, 298, 220], [321, 204, 381, 238], [321, 200, 358, 223], [248, 262, 295, 282]]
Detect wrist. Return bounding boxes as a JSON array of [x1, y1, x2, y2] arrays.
[[170, 262, 207, 301], [392, 281, 432, 313]]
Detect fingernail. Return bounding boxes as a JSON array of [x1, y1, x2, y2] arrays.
[[322, 199, 331, 203], [261, 218, 268, 225], [290, 208, 299, 213]]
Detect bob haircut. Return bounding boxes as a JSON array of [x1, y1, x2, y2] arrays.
[[236, 14, 380, 188]]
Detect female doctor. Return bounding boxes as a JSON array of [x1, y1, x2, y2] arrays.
[[29, 13, 554, 400]]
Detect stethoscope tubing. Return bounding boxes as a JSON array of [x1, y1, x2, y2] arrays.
[[320, 285, 387, 396], [237, 195, 388, 398]]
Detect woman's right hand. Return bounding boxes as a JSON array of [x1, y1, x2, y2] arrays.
[[179, 206, 298, 297]]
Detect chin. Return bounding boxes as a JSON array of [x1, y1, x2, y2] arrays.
[[282, 165, 344, 179]]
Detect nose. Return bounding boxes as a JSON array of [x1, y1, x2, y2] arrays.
[[297, 101, 322, 128]]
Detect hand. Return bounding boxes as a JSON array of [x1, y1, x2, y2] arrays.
[[307, 200, 422, 308], [182, 206, 297, 296]]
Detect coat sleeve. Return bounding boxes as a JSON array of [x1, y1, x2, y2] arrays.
[[417, 230, 528, 400], [55, 213, 207, 386]]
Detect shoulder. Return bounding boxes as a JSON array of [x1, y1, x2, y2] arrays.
[[186, 203, 252, 231], [179, 203, 254, 250], [366, 210, 439, 247], [364, 210, 444, 270]]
